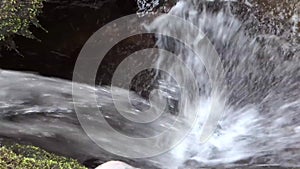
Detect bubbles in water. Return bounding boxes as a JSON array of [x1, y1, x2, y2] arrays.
[[137, 0, 161, 16]]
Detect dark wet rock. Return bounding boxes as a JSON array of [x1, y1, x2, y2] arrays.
[[0, 0, 142, 80]]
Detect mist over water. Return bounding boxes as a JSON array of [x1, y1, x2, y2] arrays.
[[0, 0, 299, 169]]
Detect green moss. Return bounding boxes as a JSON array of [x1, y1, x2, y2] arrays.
[[0, 0, 45, 48], [0, 144, 87, 169]]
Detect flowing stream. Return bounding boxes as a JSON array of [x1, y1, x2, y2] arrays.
[[0, 0, 299, 169]]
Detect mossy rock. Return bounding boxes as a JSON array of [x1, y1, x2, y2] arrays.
[[0, 144, 87, 169]]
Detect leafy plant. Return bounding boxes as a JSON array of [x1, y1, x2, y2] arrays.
[[0, 144, 87, 169], [0, 0, 45, 48]]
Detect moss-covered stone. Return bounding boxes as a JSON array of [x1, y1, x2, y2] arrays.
[[0, 144, 87, 169]]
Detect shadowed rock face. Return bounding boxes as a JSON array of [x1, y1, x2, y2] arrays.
[[0, 0, 151, 80], [0, 0, 297, 86], [1, 0, 298, 79]]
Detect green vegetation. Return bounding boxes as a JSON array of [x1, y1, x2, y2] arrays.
[[0, 144, 87, 169], [0, 0, 45, 48]]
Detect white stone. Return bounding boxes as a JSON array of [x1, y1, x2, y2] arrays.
[[95, 161, 136, 169]]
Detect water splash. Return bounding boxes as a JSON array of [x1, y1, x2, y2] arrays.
[[147, 0, 300, 168]]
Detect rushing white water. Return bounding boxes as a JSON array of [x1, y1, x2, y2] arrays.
[[0, 0, 300, 169], [148, 1, 299, 168]]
